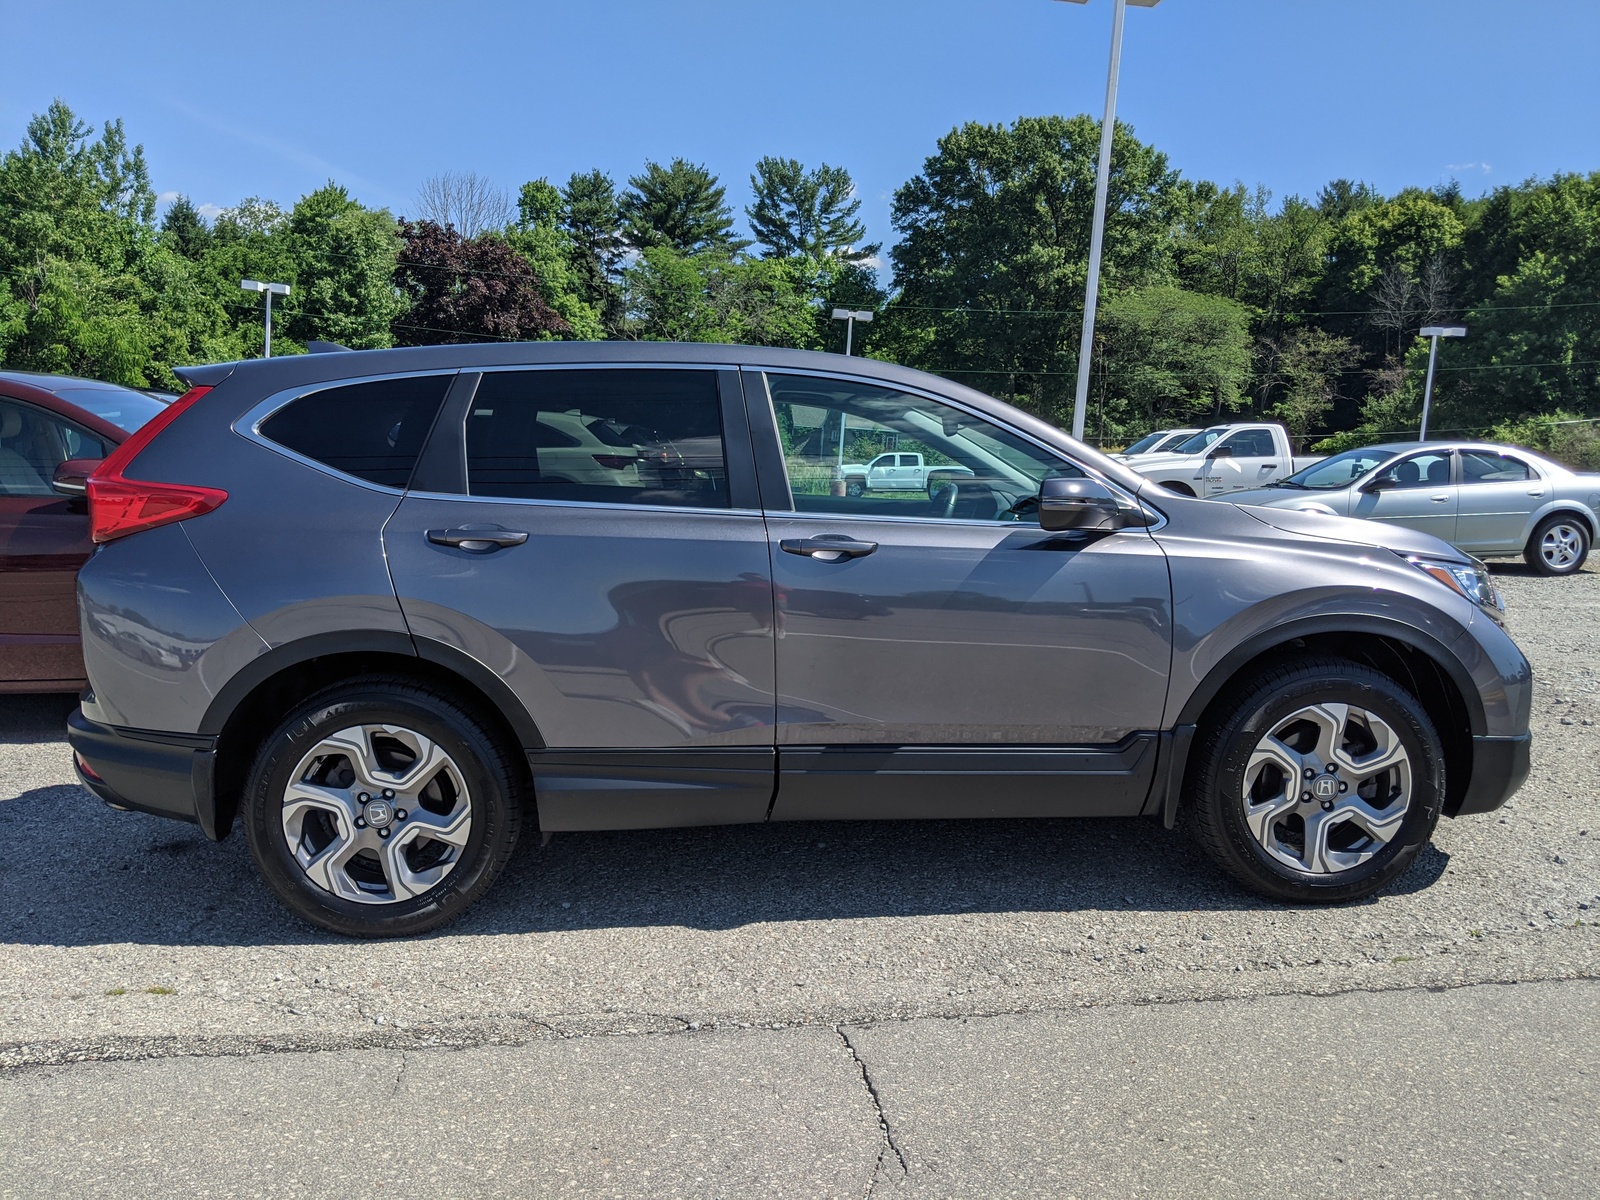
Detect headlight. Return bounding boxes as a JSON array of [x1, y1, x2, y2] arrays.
[[1406, 555, 1504, 613]]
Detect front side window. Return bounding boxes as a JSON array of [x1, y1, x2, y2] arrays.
[[466, 369, 728, 508], [1220, 429, 1276, 458], [261, 374, 451, 488], [1460, 451, 1533, 484], [764, 373, 1080, 523], [1281, 447, 1396, 490], [1375, 451, 1453, 490], [0, 399, 107, 496]]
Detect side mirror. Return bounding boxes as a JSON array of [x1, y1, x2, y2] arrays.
[[52, 458, 101, 497], [1208, 444, 1234, 459], [1362, 475, 1395, 494], [1038, 477, 1132, 534]]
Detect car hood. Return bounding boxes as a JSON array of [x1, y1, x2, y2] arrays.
[[1234, 502, 1470, 563], [1227, 486, 1332, 509]]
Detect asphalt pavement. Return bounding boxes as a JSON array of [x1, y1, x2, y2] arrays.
[[1, 563, 1596, 1197]]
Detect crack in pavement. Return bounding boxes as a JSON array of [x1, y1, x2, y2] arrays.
[[389, 1049, 408, 1099], [836, 1025, 908, 1193]]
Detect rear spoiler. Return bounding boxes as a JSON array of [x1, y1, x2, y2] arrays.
[[173, 362, 238, 389]]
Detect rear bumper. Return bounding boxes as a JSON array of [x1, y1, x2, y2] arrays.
[[67, 708, 221, 837], [1451, 732, 1533, 817]]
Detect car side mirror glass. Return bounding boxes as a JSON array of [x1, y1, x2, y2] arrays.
[[1208, 444, 1234, 459], [52, 457, 101, 497], [1038, 477, 1131, 534], [1362, 476, 1394, 494]]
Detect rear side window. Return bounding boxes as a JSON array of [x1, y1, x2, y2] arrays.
[[465, 369, 728, 508], [259, 375, 450, 488], [1461, 451, 1533, 483]]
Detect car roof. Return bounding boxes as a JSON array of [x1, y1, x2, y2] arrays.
[[0, 371, 150, 442], [0, 370, 150, 397]]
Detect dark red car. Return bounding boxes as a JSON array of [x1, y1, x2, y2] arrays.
[[0, 371, 169, 692]]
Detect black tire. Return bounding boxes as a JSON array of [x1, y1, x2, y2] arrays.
[[1188, 657, 1444, 904], [1161, 481, 1197, 497], [845, 480, 865, 498], [243, 676, 523, 937], [1523, 514, 1591, 576]]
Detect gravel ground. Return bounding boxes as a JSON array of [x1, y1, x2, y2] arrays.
[[0, 563, 1595, 1066]]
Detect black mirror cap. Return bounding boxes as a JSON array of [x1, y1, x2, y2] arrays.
[[1038, 476, 1133, 533]]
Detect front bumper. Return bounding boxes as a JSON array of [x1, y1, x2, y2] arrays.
[[68, 708, 222, 838], [1452, 732, 1533, 817]]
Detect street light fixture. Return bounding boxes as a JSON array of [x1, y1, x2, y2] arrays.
[[1053, 0, 1163, 443], [831, 308, 874, 356], [240, 279, 291, 358], [1417, 323, 1467, 440]]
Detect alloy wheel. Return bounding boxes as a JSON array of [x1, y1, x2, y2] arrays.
[[1541, 522, 1584, 570], [1241, 702, 1412, 875], [280, 723, 473, 904]]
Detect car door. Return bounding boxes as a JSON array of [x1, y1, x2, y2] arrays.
[[866, 453, 898, 491], [749, 370, 1172, 822], [1349, 449, 1458, 542], [0, 397, 110, 686], [1201, 429, 1280, 496], [1455, 450, 1543, 554], [383, 366, 777, 832]]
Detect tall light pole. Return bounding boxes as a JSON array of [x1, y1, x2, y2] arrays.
[[1054, 0, 1163, 444], [831, 308, 874, 356], [241, 279, 291, 357], [1417, 324, 1467, 440]]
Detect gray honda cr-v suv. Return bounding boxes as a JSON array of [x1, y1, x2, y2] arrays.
[[68, 344, 1532, 936]]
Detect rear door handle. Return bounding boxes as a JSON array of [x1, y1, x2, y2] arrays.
[[780, 535, 879, 562], [427, 525, 530, 551]]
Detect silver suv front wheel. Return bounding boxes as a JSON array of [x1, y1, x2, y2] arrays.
[[1190, 657, 1444, 904]]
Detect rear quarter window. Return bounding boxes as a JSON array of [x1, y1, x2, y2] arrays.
[[259, 375, 450, 488]]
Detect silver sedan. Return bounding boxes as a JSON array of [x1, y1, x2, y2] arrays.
[[1229, 441, 1600, 576]]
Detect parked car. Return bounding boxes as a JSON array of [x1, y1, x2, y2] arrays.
[[840, 451, 974, 497], [1108, 427, 1202, 460], [68, 345, 1531, 936], [1122, 422, 1324, 496], [1228, 441, 1599, 576], [0, 371, 171, 691]]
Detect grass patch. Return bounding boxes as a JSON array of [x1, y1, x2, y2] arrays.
[[1390, 956, 1416, 964], [145, 986, 177, 996], [104, 987, 126, 996]]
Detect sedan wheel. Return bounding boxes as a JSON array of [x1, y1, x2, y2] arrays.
[[1189, 657, 1443, 903], [1525, 515, 1590, 576], [245, 677, 522, 937]]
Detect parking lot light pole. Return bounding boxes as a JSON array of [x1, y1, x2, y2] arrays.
[[1418, 324, 1467, 440], [241, 279, 291, 357], [1054, 0, 1162, 443], [831, 308, 874, 356]]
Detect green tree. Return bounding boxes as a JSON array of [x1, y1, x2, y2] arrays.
[[279, 184, 402, 349], [507, 179, 605, 339], [1267, 328, 1360, 440], [619, 159, 746, 256], [888, 114, 1186, 420], [624, 248, 818, 347], [560, 169, 626, 332], [746, 157, 876, 261], [160, 195, 212, 259]]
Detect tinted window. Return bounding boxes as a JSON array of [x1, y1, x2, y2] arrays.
[[765, 373, 1081, 523], [466, 369, 728, 508], [1222, 430, 1276, 457], [1173, 427, 1226, 454], [1461, 451, 1532, 483], [51, 386, 167, 433], [0, 399, 107, 496], [261, 375, 450, 488], [1283, 447, 1395, 489]]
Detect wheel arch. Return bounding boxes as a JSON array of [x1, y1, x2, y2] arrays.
[[1161, 616, 1482, 827], [201, 632, 543, 840]]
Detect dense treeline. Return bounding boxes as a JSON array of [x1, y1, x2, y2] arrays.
[[1, 101, 1596, 464]]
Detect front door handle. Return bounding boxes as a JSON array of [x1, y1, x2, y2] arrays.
[[1430, 494, 1450, 503], [780, 535, 879, 562], [427, 525, 530, 552]]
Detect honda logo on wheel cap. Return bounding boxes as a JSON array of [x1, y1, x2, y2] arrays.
[[1312, 776, 1338, 800]]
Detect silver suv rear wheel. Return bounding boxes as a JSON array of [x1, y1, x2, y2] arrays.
[[244, 678, 523, 937]]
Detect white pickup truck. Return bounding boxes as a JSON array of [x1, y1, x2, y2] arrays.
[[840, 452, 974, 497], [1120, 423, 1323, 497]]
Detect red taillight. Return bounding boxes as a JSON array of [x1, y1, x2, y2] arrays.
[[591, 454, 637, 470], [87, 385, 228, 543]]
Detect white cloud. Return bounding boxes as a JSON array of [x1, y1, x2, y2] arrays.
[[1444, 161, 1493, 174], [857, 253, 885, 271], [157, 190, 180, 204], [197, 203, 223, 220]]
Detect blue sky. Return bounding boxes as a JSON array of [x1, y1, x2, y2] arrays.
[[5, 0, 1598, 262]]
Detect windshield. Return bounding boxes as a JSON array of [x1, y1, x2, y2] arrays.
[[52, 386, 168, 434], [1281, 447, 1396, 489], [1171, 427, 1226, 455], [1122, 431, 1171, 455]]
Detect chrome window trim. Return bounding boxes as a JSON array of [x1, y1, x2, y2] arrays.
[[748, 365, 1162, 531], [401, 488, 764, 521], [232, 368, 462, 497]]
